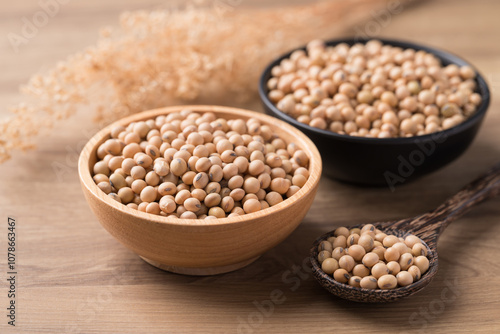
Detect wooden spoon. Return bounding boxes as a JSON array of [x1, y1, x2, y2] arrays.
[[310, 163, 500, 303]]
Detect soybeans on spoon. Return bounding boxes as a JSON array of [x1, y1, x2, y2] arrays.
[[310, 162, 500, 303]]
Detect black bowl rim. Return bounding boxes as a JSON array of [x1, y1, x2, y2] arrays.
[[259, 37, 491, 145]]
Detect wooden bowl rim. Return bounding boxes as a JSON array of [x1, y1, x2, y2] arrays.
[[78, 105, 322, 227]]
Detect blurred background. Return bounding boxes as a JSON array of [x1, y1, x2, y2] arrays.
[[1, 0, 498, 117]]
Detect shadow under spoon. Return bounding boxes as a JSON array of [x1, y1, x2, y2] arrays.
[[311, 162, 500, 303]]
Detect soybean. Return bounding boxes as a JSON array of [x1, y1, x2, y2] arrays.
[[93, 111, 310, 220], [316, 224, 430, 290]]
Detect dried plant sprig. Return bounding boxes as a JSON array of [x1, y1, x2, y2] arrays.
[[0, 0, 390, 163]]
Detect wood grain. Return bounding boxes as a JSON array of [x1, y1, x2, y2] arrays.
[[1, 0, 500, 333]]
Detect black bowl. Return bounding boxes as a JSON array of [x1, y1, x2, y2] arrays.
[[259, 37, 491, 187]]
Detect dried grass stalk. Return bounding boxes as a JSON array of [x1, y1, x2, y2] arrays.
[[0, 0, 391, 163]]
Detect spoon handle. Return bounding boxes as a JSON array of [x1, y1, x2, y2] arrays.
[[410, 162, 500, 245]]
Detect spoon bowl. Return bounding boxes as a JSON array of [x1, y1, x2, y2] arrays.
[[311, 222, 438, 303], [311, 162, 500, 302]]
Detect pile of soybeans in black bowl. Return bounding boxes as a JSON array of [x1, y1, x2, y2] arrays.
[[259, 38, 490, 187]]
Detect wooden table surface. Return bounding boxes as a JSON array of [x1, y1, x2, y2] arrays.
[[1, 0, 500, 333]]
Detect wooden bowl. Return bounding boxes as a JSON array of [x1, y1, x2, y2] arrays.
[[78, 105, 322, 275]]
